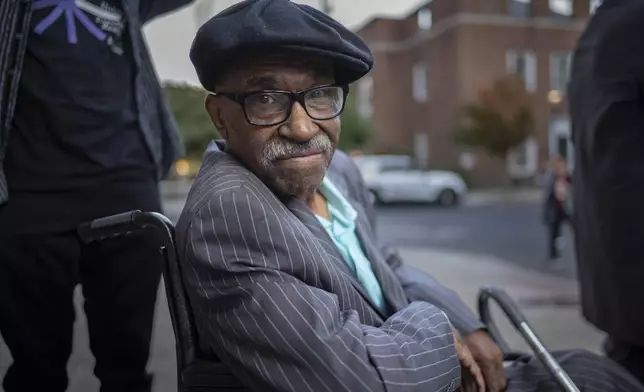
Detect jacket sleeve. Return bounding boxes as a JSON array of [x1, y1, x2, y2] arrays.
[[180, 186, 462, 392], [381, 246, 486, 336]]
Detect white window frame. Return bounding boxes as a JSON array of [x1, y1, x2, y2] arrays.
[[412, 62, 428, 103], [356, 76, 374, 118], [549, 0, 573, 16], [506, 50, 537, 93], [549, 51, 572, 93], [417, 8, 432, 30]]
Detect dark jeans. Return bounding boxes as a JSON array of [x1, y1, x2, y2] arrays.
[[0, 229, 162, 392], [604, 337, 644, 385], [548, 207, 569, 260]]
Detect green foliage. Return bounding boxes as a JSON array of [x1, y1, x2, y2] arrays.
[[163, 82, 219, 159], [454, 76, 533, 159], [339, 91, 373, 151]]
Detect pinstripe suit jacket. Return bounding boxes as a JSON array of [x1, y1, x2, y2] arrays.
[[176, 146, 462, 392]]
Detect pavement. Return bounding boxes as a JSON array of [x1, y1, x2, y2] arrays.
[[0, 244, 603, 392]]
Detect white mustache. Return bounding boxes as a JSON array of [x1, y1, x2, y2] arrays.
[[261, 133, 332, 164]]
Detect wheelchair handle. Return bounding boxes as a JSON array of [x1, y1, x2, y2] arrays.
[[478, 286, 580, 392], [78, 210, 174, 244]]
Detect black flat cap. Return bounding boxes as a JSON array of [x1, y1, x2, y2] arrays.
[[190, 0, 374, 91]]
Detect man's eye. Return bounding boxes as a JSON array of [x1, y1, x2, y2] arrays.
[[310, 89, 327, 98], [258, 94, 276, 104]]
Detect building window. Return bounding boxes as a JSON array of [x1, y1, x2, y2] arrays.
[[356, 76, 374, 118], [417, 8, 432, 30], [506, 50, 537, 93], [550, 51, 572, 95], [414, 132, 430, 169], [509, 0, 531, 18], [549, 0, 573, 17], [412, 62, 428, 102], [590, 0, 602, 14], [549, 116, 574, 170]]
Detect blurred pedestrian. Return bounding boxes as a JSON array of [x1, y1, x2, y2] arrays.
[[568, 0, 644, 383], [0, 1, 193, 391], [543, 155, 572, 262]]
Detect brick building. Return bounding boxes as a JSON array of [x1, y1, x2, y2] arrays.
[[353, 0, 602, 186]]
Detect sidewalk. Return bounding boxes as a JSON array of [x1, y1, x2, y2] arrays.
[[0, 247, 602, 392]]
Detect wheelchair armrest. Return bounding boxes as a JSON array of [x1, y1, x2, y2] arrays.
[[181, 360, 249, 391]]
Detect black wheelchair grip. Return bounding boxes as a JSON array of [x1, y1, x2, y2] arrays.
[[77, 210, 141, 243]]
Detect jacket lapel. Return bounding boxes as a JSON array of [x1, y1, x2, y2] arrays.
[[326, 170, 408, 314], [284, 196, 389, 319], [352, 215, 408, 314]]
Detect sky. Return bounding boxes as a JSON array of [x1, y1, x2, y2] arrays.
[[143, 0, 428, 85]]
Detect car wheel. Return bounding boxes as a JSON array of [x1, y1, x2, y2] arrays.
[[437, 189, 458, 207]]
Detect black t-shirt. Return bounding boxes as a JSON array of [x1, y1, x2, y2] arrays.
[[0, 0, 160, 234]]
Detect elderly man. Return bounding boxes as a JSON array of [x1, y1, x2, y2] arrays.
[[177, 1, 644, 391]]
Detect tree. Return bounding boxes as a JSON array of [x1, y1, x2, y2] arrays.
[[163, 82, 219, 159], [339, 89, 373, 152], [454, 75, 533, 159]]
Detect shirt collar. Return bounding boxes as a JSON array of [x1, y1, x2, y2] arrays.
[[318, 176, 357, 227]]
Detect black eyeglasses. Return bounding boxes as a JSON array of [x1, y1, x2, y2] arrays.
[[213, 84, 349, 126]]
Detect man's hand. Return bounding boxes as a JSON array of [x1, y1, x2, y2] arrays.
[[464, 330, 506, 392], [453, 330, 485, 392]]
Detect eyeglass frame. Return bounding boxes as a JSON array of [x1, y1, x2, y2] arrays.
[[211, 84, 350, 127]]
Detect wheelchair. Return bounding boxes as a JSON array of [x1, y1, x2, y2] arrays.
[[78, 211, 580, 392]]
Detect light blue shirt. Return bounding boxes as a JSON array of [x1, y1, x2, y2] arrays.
[[315, 177, 387, 313]]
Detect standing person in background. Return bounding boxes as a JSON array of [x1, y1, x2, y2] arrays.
[[0, 0, 193, 391], [543, 156, 572, 263], [568, 0, 644, 384]]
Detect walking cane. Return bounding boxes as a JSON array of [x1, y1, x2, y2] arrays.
[[477, 286, 580, 392]]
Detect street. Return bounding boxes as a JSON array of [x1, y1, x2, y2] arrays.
[[163, 198, 577, 279], [375, 203, 576, 279]]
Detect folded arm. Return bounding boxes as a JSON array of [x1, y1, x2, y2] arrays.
[[181, 187, 461, 392], [381, 243, 486, 336]]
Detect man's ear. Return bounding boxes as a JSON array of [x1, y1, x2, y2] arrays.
[[205, 94, 228, 139]]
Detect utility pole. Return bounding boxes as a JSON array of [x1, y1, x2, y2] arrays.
[[319, 0, 332, 15]]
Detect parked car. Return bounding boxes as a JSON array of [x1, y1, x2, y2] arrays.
[[352, 155, 468, 206]]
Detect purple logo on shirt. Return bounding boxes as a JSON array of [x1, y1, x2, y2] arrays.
[[33, 0, 108, 44]]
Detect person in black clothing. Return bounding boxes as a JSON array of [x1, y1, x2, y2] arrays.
[[543, 156, 572, 261], [568, 0, 644, 384], [0, 0, 192, 391]]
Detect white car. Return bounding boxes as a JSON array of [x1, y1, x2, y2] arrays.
[[352, 155, 468, 206]]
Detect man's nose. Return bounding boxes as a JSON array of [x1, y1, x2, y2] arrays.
[[279, 102, 317, 142]]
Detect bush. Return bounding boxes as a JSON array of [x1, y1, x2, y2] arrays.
[[163, 82, 219, 159], [339, 89, 373, 151]]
